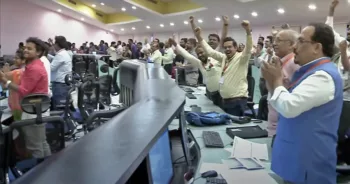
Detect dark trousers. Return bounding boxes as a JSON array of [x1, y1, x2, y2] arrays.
[[52, 82, 70, 110], [259, 78, 268, 96], [163, 64, 172, 75], [222, 98, 247, 116], [206, 89, 222, 107]]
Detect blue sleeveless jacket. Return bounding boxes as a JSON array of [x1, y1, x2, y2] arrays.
[[271, 57, 343, 184]]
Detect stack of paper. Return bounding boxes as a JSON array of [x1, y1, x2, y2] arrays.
[[230, 136, 269, 160]]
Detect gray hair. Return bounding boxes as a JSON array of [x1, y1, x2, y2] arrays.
[[278, 29, 299, 45]]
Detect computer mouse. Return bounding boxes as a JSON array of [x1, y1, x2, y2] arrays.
[[201, 170, 218, 178]]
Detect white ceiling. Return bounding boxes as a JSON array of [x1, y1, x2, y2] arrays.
[[27, 0, 350, 35]]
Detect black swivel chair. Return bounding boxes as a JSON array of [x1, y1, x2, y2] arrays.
[[99, 64, 113, 106], [112, 67, 120, 95], [245, 75, 257, 118], [337, 100, 350, 176]]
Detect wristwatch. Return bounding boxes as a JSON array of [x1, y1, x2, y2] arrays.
[[5, 80, 11, 88]]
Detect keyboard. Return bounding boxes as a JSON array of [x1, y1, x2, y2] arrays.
[[206, 178, 228, 184], [0, 106, 7, 111], [203, 131, 224, 148], [186, 93, 197, 99], [183, 88, 194, 93]]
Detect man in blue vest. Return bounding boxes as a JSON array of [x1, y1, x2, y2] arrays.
[[262, 23, 343, 184]]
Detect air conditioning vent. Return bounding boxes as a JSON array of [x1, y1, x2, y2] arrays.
[[68, 0, 77, 5], [146, 0, 158, 4], [96, 12, 103, 17]]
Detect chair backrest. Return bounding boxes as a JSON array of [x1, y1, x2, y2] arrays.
[[247, 75, 255, 100], [77, 80, 100, 120], [112, 68, 120, 95], [338, 100, 350, 141], [99, 75, 112, 105], [21, 94, 50, 114]]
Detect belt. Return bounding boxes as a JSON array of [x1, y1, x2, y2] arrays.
[[223, 97, 247, 103], [52, 82, 65, 84], [185, 71, 198, 74]]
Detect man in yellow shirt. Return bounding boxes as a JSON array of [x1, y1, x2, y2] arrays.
[[192, 17, 253, 116]]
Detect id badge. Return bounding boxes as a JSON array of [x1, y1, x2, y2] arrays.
[[219, 77, 224, 84]]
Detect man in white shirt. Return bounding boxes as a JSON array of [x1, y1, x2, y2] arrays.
[[51, 36, 72, 110], [161, 41, 175, 75], [107, 41, 117, 62], [149, 42, 162, 66], [40, 52, 51, 97], [262, 23, 342, 184], [326, 0, 350, 92]]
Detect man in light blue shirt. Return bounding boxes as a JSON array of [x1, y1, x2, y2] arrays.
[[51, 36, 72, 109]]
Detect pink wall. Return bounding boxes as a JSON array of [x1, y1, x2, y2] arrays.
[[0, 0, 119, 55]]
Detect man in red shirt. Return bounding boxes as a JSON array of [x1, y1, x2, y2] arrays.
[[0, 37, 51, 158]]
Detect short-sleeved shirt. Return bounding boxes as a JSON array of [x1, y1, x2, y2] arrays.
[[18, 59, 48, 98]]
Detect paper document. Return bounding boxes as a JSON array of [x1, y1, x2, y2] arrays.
[[231, 136, 269, 160]]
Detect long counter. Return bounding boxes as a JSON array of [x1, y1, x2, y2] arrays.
[[12, 65, 186, 184]]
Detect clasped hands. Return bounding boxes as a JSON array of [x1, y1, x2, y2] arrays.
[[261, 57, 284, 89]]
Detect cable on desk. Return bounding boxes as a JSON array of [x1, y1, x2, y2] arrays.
[[191, 176, 201, 184], [172, 156, 185, 164]]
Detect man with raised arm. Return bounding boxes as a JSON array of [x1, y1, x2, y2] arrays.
[[191, 16, 253, 116], [326, 0, 350, 90], [168, 38, 221, 106]]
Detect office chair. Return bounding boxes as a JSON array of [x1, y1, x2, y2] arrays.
[[337, 100, 350, 176], [112, 67, 121, 95], [245, 75, 257, 118], [99, 64, 113, 106], [175, 67, 186, 85], [257, 95, 268, 121]]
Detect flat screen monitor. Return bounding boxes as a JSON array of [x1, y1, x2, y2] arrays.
[[148, 130, 173, 184], [179, 109, 192, 167]]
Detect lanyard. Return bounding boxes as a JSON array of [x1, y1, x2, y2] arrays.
[[287, 58, 331, 89], [222, 55, 235, 76]]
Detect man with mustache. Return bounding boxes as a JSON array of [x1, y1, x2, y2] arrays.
[[262, 23, 342, 184], [168, 38, 221, 106], [192, 17, 253, 116]]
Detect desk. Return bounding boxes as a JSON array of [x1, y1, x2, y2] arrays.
[[174, 86, 283, 184], [0, 98, 12, 123]]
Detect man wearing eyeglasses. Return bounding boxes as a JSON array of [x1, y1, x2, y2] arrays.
[[262, 23, 342, 184]]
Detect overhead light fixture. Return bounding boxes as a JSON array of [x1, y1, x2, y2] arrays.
[[184, 21, 189, 25], [146, 26, 150, 29], [170, 22, 174, 26], [277, 8, 285, 14], [132, 6, 137, 10], [57, 9, 62, 12], [215, 17, 221, 21], [121, 28, 124, 31], [100, 2, 105, 6], [198, 19, 203, 23], [81, 17, 85, 21], [110, 29, 114, 32], [251, 12, 258, 17], [233, 14, 240, 19], [92, 4, 96, 8], [160, 24, 164, 27], [121, 7, 126, 11], [132, 27, 136, 30], [308, 4, 316, 10]]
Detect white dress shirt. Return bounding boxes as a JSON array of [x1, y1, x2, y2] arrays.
[[269, 58, 335, 118], [51, 49, 72, 83], [161, 47, 175, 65], [150, 49, 162, 65], [67, 50, 73, 59], [107, 46, 117, 61], [40, 56, 52, 96], [141, 43, 151, 53]]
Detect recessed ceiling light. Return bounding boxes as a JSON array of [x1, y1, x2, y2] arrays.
[[198, 19, 203, 23], [277, 8, 285, 14], [132, 6, 137, 10], [170, 22, 174, 26], [233, 14, 240, 19], [92, 4, 96, 8], [308, 4, 316, 10], [120, 28, 124, 31], [215, 17, 221, 21], [251, 12, 258, 17], [132, 27, 135, 30], [100, 2, 105, 6], [160, 24, 164, 27], [57, 9, 62, 12], [110, 29, 114, 32], [81, 18, 85, 21], [146, 26, 150, 29], [121, 7, 126, 11], [184, 21, 189, 25]]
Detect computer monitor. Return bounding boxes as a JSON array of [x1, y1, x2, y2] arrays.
[[179, 109, 192, 167], [148, 130, 174, 184], [175, 67, 186, 85]]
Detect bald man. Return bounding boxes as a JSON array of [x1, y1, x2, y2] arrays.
[[267, 29, 300, 137]]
